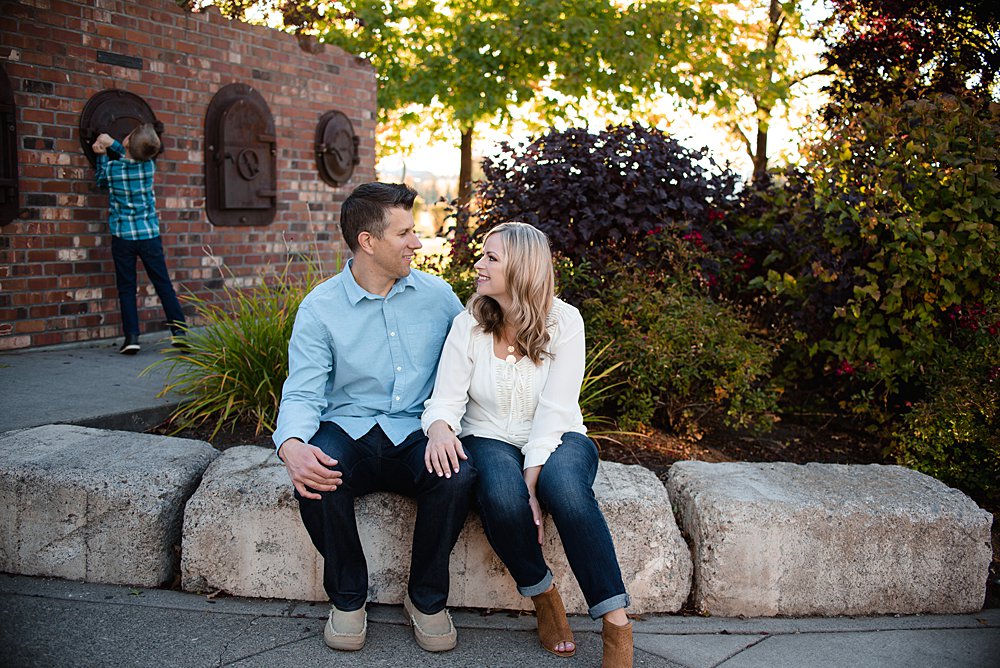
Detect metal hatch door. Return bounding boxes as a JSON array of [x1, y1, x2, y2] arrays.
[[315, 110, 359, 187], [220, 98, 276, 210], [205, 83, 277, 226]]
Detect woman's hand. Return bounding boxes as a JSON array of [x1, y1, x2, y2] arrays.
[[425, 420, 467, 478], [528, 491, 544, 544], [524, 465, 544, 544]]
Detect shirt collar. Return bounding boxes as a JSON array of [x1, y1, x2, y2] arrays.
[[342, 258, 417, 305]]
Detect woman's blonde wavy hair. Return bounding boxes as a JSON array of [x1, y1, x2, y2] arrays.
[[468, 222, 554, 364]]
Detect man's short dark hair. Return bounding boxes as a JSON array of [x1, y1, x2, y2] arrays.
[[341, 182, 418, 252]]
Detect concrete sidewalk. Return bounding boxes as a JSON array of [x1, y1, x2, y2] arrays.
[[3, 575, 999, 668], [1, 340, 998, 667], [0, 336, 183, 433]]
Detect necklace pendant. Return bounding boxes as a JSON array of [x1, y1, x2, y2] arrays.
[[506, 345, 515, 354], [505, 354, 517, 364]]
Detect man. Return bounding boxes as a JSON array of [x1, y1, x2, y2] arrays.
[[273, 182, 473, 653]]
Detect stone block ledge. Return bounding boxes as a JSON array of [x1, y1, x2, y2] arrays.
[[667, 460, 994, 617], [2, 427, 993, 619], [0, 425, 219, 587], [180, 445, 694, 614]]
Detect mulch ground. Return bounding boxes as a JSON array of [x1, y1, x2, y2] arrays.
[[594, 417, 887, 485], [151, 413, 888, 479]]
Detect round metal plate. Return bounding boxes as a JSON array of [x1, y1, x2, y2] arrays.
[[315, 110, 358, 187], [79, 89, 161, 167]]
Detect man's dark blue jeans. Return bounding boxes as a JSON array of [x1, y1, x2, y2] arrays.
[[297, 422, 477, 615], [111, 235, 186, 336], [464, 431, 630, 619]]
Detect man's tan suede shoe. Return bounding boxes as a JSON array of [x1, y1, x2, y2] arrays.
[[323, 604, 367, 651], [403, 595, 457, 652]]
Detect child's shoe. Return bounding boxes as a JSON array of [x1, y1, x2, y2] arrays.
[[119, 334, 140, 355]]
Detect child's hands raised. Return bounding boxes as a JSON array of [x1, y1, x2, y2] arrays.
[[92, 133, 114, 154]]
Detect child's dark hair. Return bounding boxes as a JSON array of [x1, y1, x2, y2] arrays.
[[129, 124, 161, 162]]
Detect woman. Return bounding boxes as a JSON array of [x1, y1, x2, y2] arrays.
[[422, 222, 632, 666]]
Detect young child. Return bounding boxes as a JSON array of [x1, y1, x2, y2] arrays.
[[93, 124, 186, 354]]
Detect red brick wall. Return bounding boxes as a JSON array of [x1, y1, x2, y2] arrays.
[[0, 0, 376, 350]]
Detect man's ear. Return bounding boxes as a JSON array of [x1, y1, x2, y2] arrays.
[[356, 231, 375, 255]]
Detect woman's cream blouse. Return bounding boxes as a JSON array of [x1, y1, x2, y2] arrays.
[[421, 298, 587, 469]]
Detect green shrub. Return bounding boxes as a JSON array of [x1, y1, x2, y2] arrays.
[[146, 255, 332, 439], [575, 260, 778, 434], [578, 341, 626, 435], [812, 93, 1000, 400], [891, 345, 1000, 507], [727, 92, 1000, 425]]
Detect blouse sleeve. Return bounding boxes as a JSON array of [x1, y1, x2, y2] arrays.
[[422, 311, 476, 436], [521, 304, 586, 469]]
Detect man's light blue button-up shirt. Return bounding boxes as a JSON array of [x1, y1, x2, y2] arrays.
[[272, 261, 463, 451]]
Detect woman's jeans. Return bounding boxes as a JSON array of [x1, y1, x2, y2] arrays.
[[111, 235, 186, 336], [297, 422, 476, 615], [465, 431, 629, 619]]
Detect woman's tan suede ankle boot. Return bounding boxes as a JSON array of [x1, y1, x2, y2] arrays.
[[601, 617, 633, 667], [531, 586, 575, 657]]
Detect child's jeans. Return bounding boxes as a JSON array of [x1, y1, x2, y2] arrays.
[[111, 235, 186, 337]]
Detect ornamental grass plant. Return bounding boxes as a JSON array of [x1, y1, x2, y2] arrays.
[[144, 252, 332, 440], [578, 341, 626, 431]]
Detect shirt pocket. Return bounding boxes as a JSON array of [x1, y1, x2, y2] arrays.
[[404, 322, 447, 370]]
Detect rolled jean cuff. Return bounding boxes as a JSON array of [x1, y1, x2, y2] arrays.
[[516, 569, 554, 598], [589, 593, 630, 620]]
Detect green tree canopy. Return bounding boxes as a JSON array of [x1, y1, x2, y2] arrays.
[[313, 0, 692, 202], [188, 1, 831, 186], [640, 1, 830, 182]]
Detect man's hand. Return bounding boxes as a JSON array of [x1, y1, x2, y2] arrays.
[[278, 438, 342, 500], [425, 420, 467, 478], [92, 133, 114, 154]]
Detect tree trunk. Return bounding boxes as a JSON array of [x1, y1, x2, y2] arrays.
[[455, 126, 474, 236], [458, 127, 474, 204], [752, 108, 770, 183], [750, 0, 784, 184]]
